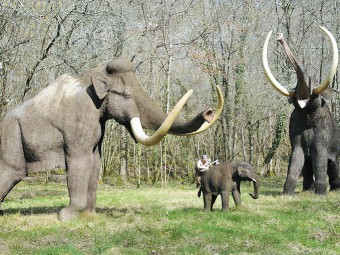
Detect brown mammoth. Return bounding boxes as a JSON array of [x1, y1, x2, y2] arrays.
[[0, 58, 223, 221], [198, 162, 259, 212], [262, 26, 340, 195]]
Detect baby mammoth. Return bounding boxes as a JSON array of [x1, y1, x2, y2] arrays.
[[198, 162, 259, 211]]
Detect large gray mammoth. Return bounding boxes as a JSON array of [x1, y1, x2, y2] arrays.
[[0, 58, 223, 221], [263, 26, 340, 195], [198, 162, 259, 212]]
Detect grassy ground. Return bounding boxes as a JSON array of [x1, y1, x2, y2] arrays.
[[0, 178, 339, 255]]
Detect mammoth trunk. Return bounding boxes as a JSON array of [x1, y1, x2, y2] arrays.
[[135, 85, 223, 136], [136, 91, 206, 135], [130, 90, 193, 146], [249, 179, 259, 199]]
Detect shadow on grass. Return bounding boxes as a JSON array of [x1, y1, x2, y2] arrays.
[[3, 205, 147, 217], [97, 206, 131, 214], [3, 206, 63, 216], [260, 190, 283, 197], [2, 203, 273, 218]]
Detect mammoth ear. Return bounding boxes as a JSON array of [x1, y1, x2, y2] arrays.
[[237, 163, 250, 178], [92, 72, 108, 99]]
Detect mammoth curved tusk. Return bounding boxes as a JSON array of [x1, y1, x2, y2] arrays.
[[313, 26, 339, 95], [262, 30, 295, 97], [131, 90, 193, 146], [180, 85, 224, 136]]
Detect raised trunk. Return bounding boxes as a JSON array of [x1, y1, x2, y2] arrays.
[[263, 27, 338, 98], [277, 33, 311, 102]]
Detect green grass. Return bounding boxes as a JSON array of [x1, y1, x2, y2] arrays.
[[0, 178, 339, 255]]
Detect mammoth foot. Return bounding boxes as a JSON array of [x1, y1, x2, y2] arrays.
[[221, 206, 229, 212], [329, 186, 340, 191], [82, 208, 97, 218], [314, 183, 327, 195], [329, 180, 340, 191], [58, 206, 81, 222], [302, 183, 315, 192], [0, 209, 3, 216], [282, 191, 295, 196]]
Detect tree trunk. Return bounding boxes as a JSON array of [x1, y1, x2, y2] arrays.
[[119, 127, 128, 184]]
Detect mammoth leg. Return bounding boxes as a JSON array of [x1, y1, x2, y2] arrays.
[[328, 159, 340, 191], [312, 150, 328, 195], [59, 152, 92, 221], [220, 190, 230, 211], [0, 119, 27, 214], [0, 164, 26, 215], [302, 157, 314, 192], [196, 175, 202, 189], [203, 193, 212, 212], [211, 195, 218, 211], [84, 147, 101, 215], [232, 183, 241, 206], [284, 147, 304, 195]]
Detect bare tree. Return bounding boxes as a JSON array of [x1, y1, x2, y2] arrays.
[[1, 0, 339, 183]]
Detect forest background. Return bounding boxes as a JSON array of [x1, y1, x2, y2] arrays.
[[1, 0, 339, 186]]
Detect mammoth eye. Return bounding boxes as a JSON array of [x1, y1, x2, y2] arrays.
[[125, 89, 131, 96], [106, 66, 116, 74]]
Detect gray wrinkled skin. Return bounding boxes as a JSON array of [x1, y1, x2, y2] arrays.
[[276, 35, 340, 195], [0, 58, 213, 221], [198, 162, 259, 212], [286, 94, 340, 195]]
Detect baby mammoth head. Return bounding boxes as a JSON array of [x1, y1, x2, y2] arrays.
[[236, 162, 258, 182], [236, 162, 259, 199]]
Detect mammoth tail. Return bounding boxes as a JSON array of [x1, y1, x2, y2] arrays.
[[198, 188, 202, 197]]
